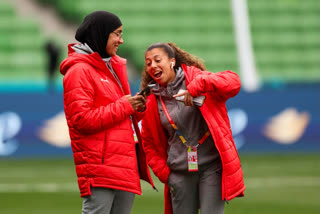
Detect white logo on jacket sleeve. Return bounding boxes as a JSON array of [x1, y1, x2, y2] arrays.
[[100, 78, 109, 83]]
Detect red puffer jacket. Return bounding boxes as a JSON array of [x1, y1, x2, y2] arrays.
[[141, 64, 245, 214], [60, 44, 154, 197]]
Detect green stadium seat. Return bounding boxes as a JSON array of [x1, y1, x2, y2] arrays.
[[0, 3, 15, 17], [0, 3, 50, 83], [34, 0, 320, 83]]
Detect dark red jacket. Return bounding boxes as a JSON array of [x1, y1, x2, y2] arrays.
[[60, 44, 154, 197], [141, 64, 245, 214]]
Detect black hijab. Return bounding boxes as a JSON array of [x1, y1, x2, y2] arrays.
[[75, 11, 122, 58]]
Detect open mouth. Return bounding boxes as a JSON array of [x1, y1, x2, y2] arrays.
[[153, 71, 162, 79]]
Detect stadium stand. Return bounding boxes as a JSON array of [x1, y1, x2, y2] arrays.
[[37, 0, 320, 83], [0, 2, 48, 83], [37, 0, 239, 74], [248, 0, 320, 82], [2, 0, 319, 84]]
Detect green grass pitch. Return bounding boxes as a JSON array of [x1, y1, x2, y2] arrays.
[[0, 153, 318, 214]]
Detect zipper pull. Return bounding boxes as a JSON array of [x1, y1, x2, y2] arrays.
[[224, 198, 229, 204], [153, 186, 159, 192]]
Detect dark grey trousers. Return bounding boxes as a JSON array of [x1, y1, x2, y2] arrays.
[[168, 162, 225, 214], [82, 187, 135, 214]]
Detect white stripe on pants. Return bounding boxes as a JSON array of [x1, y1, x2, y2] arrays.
[[82, 187, 135, 214]]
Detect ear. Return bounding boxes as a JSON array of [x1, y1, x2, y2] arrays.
[[170, 58, 176, 68]]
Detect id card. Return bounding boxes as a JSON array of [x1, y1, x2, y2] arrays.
[[187, 146, 198, 172]]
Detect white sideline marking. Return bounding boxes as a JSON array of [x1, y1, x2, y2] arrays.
[[0, 177, 318, 193], [0, 183, 77, 192], [247, 176, 320, 188]]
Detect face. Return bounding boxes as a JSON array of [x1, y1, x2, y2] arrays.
[[145, 48, 176, 86], [106, 26, 123, 56]]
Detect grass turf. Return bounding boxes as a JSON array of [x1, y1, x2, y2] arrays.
[[0, 153, 318, 214]]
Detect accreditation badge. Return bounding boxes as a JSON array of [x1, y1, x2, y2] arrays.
[[187, 146, 198, 172]]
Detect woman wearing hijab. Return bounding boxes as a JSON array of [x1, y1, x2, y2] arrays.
[[60, 11, 154, 214]]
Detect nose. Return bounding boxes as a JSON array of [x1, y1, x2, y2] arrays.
[[119, 37, 124, 44], [151, 61, 157, 68]]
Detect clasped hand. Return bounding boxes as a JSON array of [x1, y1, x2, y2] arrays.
[[125, 93, 146, 111], [173, 90, 193, 106]]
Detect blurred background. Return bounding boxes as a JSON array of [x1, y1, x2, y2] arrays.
[[0, 0, 319, 213]]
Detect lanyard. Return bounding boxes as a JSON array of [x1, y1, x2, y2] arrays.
[[159, 96, 210, 147]]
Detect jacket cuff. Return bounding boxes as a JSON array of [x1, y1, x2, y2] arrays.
[[119, 96, 135, 116], [186, 84, 199, 97], [161, 166, 171, 184]]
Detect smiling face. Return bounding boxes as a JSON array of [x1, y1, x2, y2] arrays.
[[145, 48, 176, 86], [105, 26, 123, 56]]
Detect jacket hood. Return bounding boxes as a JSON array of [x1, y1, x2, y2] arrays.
[[60, 43, 126, 76]]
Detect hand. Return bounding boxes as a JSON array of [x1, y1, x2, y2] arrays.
[[173, 90, 193, 106], [125, 93, 146, 111]]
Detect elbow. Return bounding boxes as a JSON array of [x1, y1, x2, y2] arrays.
[[73, 121, 93, 134], [229, 71, 241, 96], [234, 79, 241, 95], [229, 81, 241, 98], [235, 73, 241, 89], [222, 71, 241, 99], [71, 114, 97, 134]]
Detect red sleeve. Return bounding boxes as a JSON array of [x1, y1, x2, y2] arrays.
[[63, 65, 134, 134], [186, 68, 241, 100]]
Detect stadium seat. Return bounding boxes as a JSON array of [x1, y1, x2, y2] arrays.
[[0, 3, 48, 83], [34, 0, 320, 83]]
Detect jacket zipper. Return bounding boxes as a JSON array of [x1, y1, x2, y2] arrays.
[[106, 61, 125, 95], [101, 61, 124, 164]]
